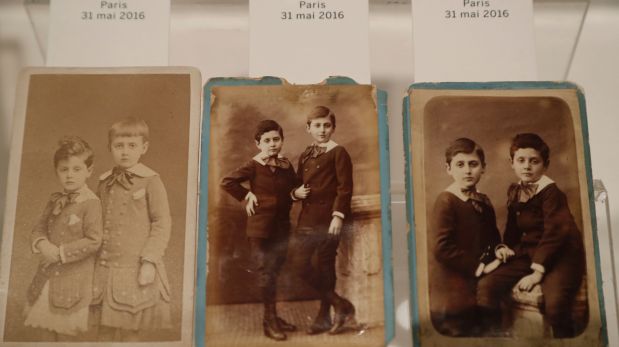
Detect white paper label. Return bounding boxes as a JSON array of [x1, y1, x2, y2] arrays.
[[46, 0, 170, 67], [249, 0, 370, 84], [412, 0, 537, 82]]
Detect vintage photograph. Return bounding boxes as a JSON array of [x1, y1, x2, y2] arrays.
[[203, 79, 389, 347], [406, 83, 607, 346], [0, 68, 201, 346]]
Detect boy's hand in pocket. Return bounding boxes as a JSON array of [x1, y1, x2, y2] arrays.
[[245, 192, 258, 216], [138, 261, 157, 286]]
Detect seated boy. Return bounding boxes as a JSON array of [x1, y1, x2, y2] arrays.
[[429, 138, 503, 336], [477, 133, 586, 338]]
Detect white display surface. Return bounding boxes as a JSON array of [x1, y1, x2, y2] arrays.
[[249, 0, 370, 84], [46, 0, 170, 67], [412, 0, 537, 81]]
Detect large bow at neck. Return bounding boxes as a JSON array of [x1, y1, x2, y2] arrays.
[[509, 182, 538, 204], [106, 167, 135, 190], [301, 144, 327, 164], [50, 191, 79, 215], [260, 155, 291, 170]]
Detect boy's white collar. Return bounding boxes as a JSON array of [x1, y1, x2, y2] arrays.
[[99, 163, 157, 180], [445, 182, 479, 202], [521, 175, 554, 195], [253, 152, 285, 166], [314, 140, 338, 153]]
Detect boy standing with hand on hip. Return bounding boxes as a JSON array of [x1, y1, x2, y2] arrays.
[[221, 119, 299, 341]]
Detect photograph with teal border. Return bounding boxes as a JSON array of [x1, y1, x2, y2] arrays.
[[403, 81, 608, 347], [196, 77, 394, 347]]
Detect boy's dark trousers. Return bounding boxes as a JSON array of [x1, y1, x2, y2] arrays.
[[477, 250, 585, 337], [248, 226, 297, 340], [288, 231, 355, 334], [248, 233, 289, 305], [289, 232, 339, 294]]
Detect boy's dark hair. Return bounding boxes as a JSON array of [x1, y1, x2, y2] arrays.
[[306, 106, 336, 128], [54, 136, 94, 168], [108, 117, 150, 148], [510, 133, 550, 167], [445, 138, 486, 168], [254, 119, 284, 143]]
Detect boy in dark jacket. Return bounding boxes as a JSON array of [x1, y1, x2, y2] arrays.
[[477, 133, 586, 338], [290, 106, 355, 335], [221, 119, 299, 341], [429, 138, 503, 336]]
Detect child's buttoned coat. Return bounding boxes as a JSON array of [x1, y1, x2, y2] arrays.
[[221, 155, 297, 238], [93, 163, 171, 324], [296, 142, 353, 232], [28, 187, 102, 314]]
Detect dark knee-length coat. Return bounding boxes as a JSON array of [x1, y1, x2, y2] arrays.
[[429, 185, 501, 316]]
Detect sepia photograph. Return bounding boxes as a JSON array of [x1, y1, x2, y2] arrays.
[[0, 68, 201, 346], [202, 78, 390, 347], [406, 83, 607, 346]]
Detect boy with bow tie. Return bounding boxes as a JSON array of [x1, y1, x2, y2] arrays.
[[25, 136, 102, 339], [288, 106, 355, 335], [92, 118, 172, 341], [477, 133, 586, 337], [221, 119, 299, 341], [429, 138, 504, 337]]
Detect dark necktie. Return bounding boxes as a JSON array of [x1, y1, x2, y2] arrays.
[[50, 191, 79, 216], [106, 167, 135, 190], [461, 188, 490, 213]]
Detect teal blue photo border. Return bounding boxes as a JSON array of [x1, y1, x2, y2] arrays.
[[196, 77, 394, 347], [403, 81, 608, 347]]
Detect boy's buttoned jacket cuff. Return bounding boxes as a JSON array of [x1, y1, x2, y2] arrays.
[[141, 256, 157, 264]]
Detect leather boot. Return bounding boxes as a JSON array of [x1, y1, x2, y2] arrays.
[[276, 317, 297, 332], [263, 303, 286, 341], [307, 300, 332, 335], [329, 295, 356, 335]]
